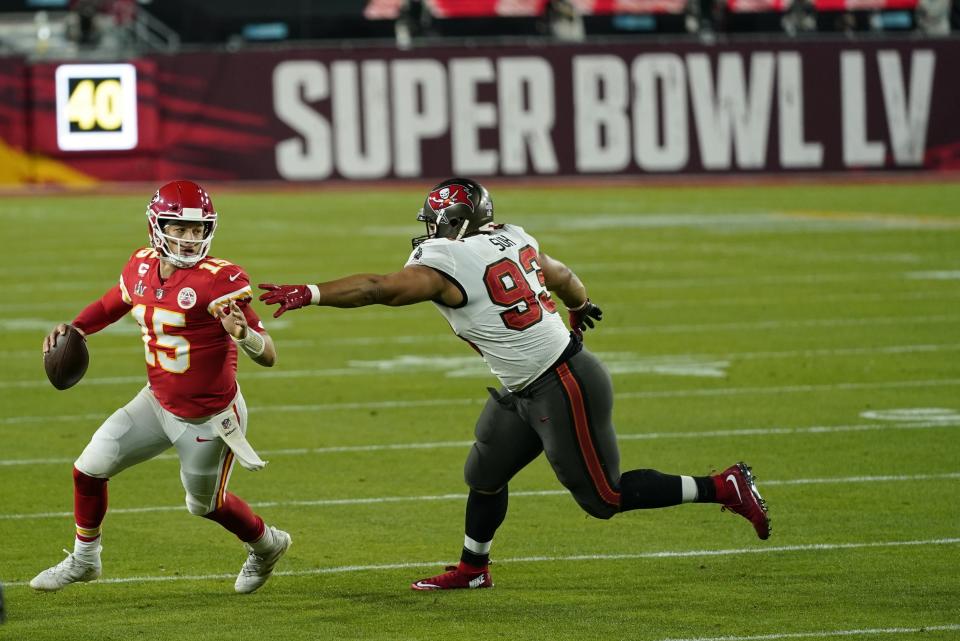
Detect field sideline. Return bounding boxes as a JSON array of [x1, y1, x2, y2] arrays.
[[1, 179, 958, 641]]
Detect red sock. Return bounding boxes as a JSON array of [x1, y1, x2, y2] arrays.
[[73, 467, 108, 541], [203, 492, 265, 543]]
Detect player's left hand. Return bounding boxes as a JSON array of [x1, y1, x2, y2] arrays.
[[219, 301, 248, 339], [258, 283, 313, 318], [568, 299, 603, 337]]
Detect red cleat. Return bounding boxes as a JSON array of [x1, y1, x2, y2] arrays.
[[714, 462, 771, 540], [411, 562, 493, 591]]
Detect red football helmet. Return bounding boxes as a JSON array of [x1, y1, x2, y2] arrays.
[[146, 180, 217, 268]]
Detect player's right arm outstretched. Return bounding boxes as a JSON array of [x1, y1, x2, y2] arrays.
[[258, 266, 462, 317]]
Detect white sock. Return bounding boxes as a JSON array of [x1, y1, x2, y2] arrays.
[[249, 526, 275, 554], [74, 536, 101, 563], [463, 534, 492, 555], [680, 476, 698, 503]]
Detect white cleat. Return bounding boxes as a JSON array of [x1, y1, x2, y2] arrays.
[[30, 549, 102, 592], [235, 527, 291, 594]]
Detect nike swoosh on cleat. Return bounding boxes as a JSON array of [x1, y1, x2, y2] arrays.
[[725, 474, 743, 504], [196, 437, 214, 443], [413, 581, 438, 589]]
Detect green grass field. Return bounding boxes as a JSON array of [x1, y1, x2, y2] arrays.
[[1, 180, 959, 641]]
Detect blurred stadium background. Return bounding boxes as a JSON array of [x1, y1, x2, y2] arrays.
[[1, 2, 959, 641], [0, 0, 958, 184]]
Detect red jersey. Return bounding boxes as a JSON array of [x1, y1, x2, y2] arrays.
[[74, 248, 266, 418]]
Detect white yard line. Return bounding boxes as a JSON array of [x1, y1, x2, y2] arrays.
[[616, 379, 960, 400], [615, 272, 912, 290], [12, 312, 952, 344], [3, 472, 958, 520], [4, 342, 960, 388], [654, 623, 960, 641], [2, 271, 881, 295], [315, 316, 960, 346], [3, 538, 958, 588], [6, 379, 947, 418], [2, 289, 955, 321], [641, 290, 959, 310], [601, 315, 958, 335], [2, 418, 958, 466]]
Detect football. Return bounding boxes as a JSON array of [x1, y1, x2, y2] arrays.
[[43, 325, 89, 390]]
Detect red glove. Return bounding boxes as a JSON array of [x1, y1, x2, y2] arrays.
[[568, 299, 602, 337], [258, 284, 314, 318]]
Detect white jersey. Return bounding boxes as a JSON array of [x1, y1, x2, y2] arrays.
[[405, 224, 571, 391]]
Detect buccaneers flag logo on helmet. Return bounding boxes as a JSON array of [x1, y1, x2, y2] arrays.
[[426, 184, 473, 220]]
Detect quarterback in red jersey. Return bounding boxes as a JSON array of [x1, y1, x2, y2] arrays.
[[31, 180, 291, 595]]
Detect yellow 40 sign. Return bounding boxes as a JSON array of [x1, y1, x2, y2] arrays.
[[55, 63, 139, 151], [67, 77, 124, 131]]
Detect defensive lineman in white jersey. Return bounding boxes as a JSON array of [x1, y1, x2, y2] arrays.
[[406, 222, 570, 391], [259, 178, 771, 591]]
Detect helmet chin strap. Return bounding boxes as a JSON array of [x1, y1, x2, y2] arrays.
[[453, 219, 470, 241]]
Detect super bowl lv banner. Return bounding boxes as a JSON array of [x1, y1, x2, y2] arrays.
[[7, 38, 960, 184]]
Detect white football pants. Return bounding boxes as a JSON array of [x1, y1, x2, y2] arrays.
[[74, 385, 249, 516]]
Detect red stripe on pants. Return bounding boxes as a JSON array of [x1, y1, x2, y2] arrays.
[[556, 363, 620, 508], [215, 450, 234, 510]]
